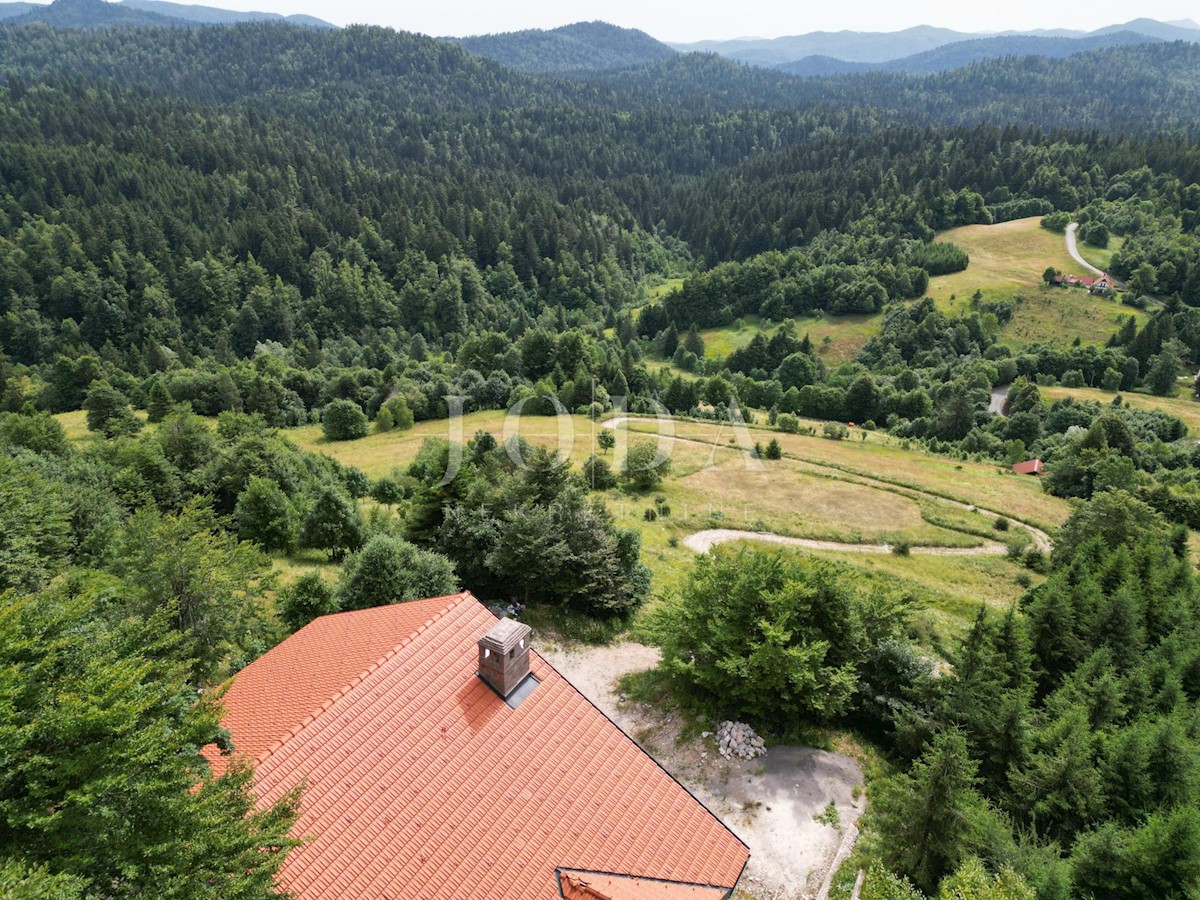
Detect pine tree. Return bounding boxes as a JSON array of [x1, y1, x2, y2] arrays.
[[874, 729, 987, 894], [146, 380, 174, 423]]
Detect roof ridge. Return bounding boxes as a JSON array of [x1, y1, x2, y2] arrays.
[[252, 591, 475, 769]]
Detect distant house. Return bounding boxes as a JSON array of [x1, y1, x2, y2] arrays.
[[1052, 273, 1115, 295], [1012, 459, 1044, 476], [204, 592, 750, 900]]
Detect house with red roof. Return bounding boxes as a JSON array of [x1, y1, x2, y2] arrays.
[[205, 592, 749, 900], [1011, 459, 1044, 476]]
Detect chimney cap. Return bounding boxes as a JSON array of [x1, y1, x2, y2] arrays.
[[479, 618, 531, 654]]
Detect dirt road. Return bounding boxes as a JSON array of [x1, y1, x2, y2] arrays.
[[683, 528, 1009, 556]]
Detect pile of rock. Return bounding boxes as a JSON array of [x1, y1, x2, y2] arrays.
[[713, 721, 766, 760]]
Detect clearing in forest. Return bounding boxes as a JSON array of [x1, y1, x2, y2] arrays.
[[926, 216, 1146, 346]]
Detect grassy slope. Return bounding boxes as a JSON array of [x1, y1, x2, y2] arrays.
[[654, 218, 1139, 373], [1078, 233, 1125, 272], [927, 217, 1146, 346], [55, 405, 1061, 643], [624, 416, 1072, 530], [1042, 384, 1200, 435], [287, 411, 1065, 639]]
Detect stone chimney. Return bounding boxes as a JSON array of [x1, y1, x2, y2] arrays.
[[477, 618, 532, 699]]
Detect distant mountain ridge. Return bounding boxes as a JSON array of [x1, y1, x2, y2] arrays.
[[777, 30, 1163, 77], [451, 21, 674, 73], [676, 24, 974, 67], [3, 0, 175, 27], [672, 17, 1200, 68], [0, 0, 334, 27]]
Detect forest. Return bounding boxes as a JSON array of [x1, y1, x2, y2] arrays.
[[3, 15, 1200, 900]]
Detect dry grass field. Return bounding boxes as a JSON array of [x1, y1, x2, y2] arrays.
[[54, 402, 1052, 643], [623, 416, 1073, 531]]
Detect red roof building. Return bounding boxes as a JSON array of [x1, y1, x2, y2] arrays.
[[206, 592, 749, 900], [1012, 459, 1044, 476]]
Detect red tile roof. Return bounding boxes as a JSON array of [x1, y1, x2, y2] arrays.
[[203, 594, 469, 778], [209, 592, 749, 899], [1011, 459, 1044, 476]]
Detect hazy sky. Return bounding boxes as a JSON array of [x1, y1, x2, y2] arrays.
[[203, 0, 1200, 42]]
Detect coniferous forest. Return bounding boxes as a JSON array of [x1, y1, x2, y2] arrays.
[[5, 13, 1200, 899]]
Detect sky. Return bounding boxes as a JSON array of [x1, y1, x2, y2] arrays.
[[180, 0, 1200, 42]]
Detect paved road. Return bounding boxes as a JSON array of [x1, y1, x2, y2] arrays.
[[1065, 222, 1106, 277]]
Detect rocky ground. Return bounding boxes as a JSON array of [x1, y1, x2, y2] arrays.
[[539, 639, 864, 899]]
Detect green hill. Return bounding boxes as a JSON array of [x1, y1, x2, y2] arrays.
[[453, 21, 675, 73]]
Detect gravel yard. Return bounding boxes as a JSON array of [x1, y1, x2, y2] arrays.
[[539, 640, 864, 899]]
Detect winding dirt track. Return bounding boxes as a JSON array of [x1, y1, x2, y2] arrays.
[[683, 529, 1009, 556], [601, 416, 1054, 555]]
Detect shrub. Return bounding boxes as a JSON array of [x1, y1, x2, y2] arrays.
[[146, 380, 174, 423], [336, 534, 458, 611], [299, 483, 366, 561], [892, 541, 911, 556], [234, 476, 298, 553], [621, 439, 671, 492], [582, 454, 617, 490], [374, 395, 414, 433], [994, 517, 1010, 532], [322, 399, 368, 441], [0, 410, 69, 456], [278, 573, 339, 632], [1040, 212, 1071, 233], [777, 413, 800, 434], [823, 422, 849, 441], [85, 380, 142, 438], [1081, 221, 1110, 248], [650, 549, 909, 724], [765, 438, 783, 459], [643, 508, 658, 522], [370, 477, 408, 506]]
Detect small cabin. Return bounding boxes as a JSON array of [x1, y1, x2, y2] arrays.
[[1012, 459, 1044, 476]]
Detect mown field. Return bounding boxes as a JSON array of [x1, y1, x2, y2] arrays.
[[57, 403, 1065, 643], [275, 410, 1068, 644]]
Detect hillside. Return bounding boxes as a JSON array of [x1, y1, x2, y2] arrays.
[[0, 0, 334, 26], [453, 21, 675, 73], [7, 0, 177, 27], [121, 0, 332, 27], [0, 2, 35, 19], [7, 16, 1200, 900]]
